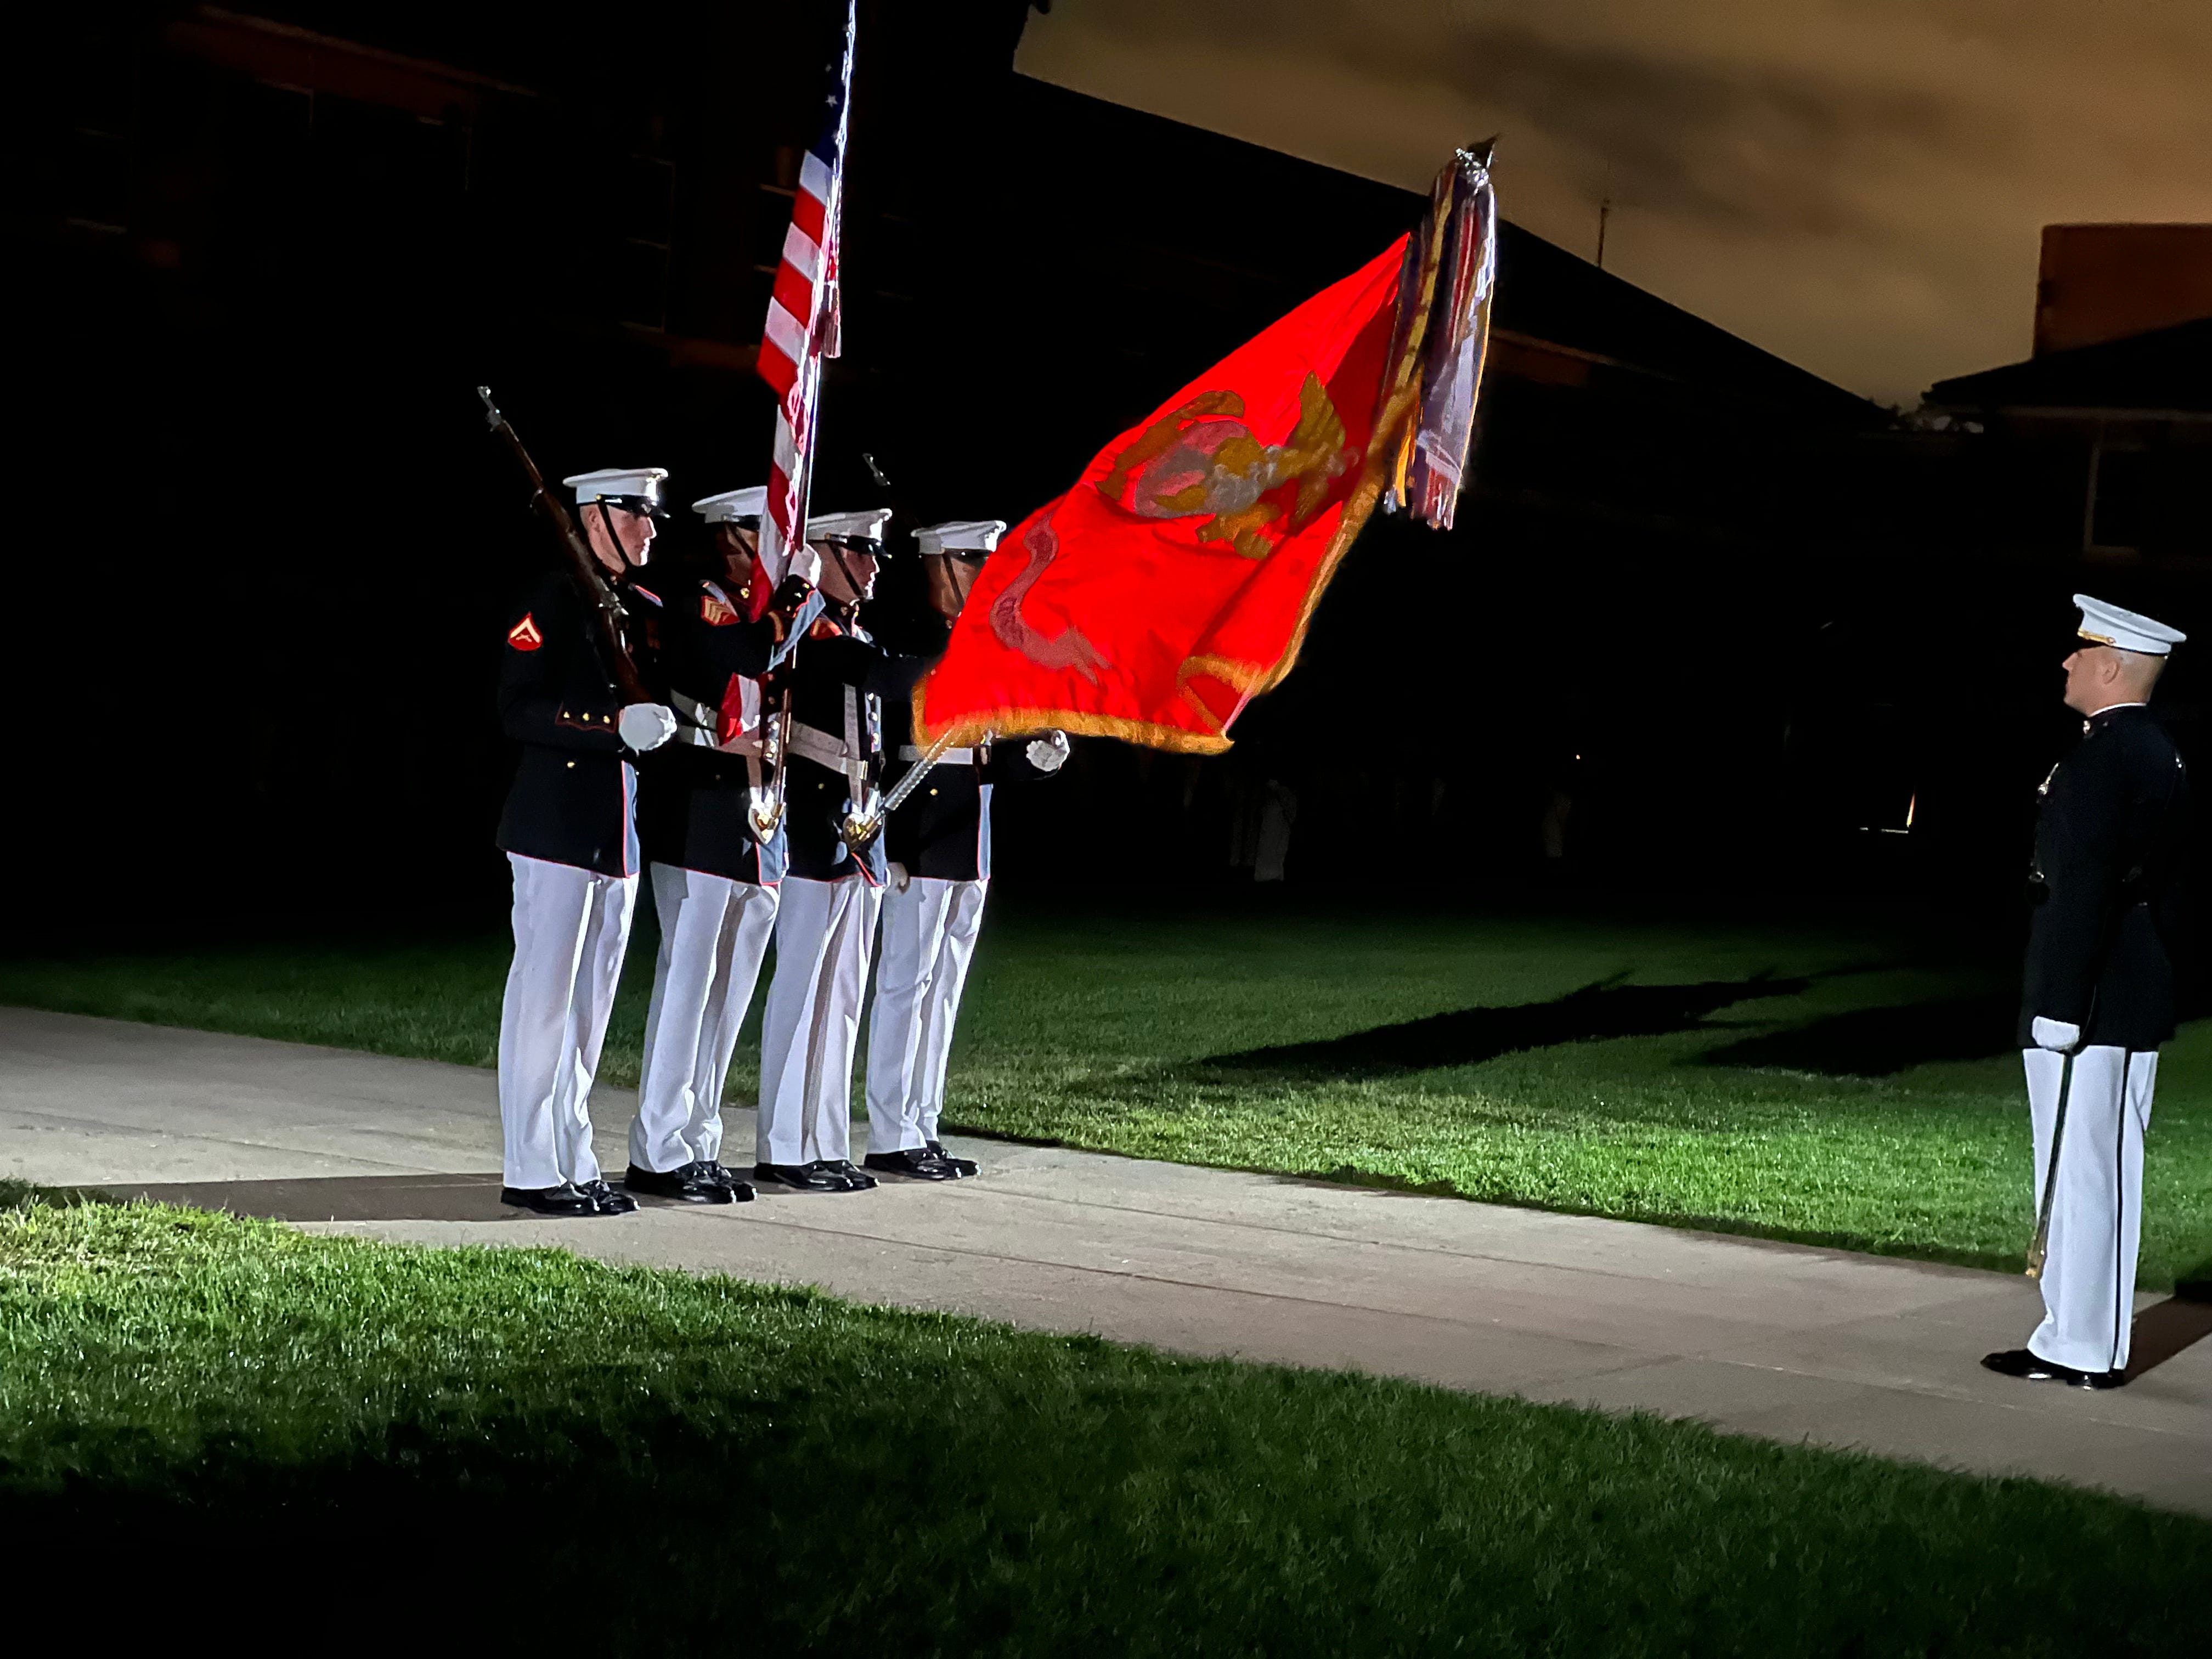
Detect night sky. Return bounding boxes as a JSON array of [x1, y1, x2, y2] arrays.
[[1018, 0, 2212, 407]]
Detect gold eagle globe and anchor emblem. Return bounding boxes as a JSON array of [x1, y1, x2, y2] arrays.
[[986, 373, 1358, 682], [1099, 371, 1355, 558]]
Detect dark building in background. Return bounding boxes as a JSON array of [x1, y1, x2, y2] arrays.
[[1926, 318, 2211, 569], [1932, 222, 2211, 578], [2032, 224, 2212, 359], [1901, 244, 2212, 887], [15, 2, 2200, 934]]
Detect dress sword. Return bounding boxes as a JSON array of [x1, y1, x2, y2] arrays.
[[2025, 1048, 2073, 1281]]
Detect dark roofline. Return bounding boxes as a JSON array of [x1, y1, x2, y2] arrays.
[[1008, 74, 1883, 425], [1926, 315, 2212, 414]]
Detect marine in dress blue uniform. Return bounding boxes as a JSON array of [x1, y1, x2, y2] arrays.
[[494, 466, 678, 1217], [1985, 595, 2190, 1389], [754, 507, 927, 1192], [624, 486, 825, 1205], [864, 520, 1068, 1179]]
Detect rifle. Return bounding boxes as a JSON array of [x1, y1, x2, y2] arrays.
[[477, 386, 652, 705]]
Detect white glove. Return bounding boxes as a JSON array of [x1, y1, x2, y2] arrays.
[[785, 541, 824, 588], [1026, 731, 1071, 774], [2031, 1017, 2081, 1053], [618, 702, 678, 752], [888, 861, 911, 892]]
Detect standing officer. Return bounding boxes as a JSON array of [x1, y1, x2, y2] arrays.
[[624, 487, 823, 1205], [495, 467, 678, 1217], [863, 520, 1068, 1179], [754, 506, 922, 1192], [1985, 594, 2188, 1389]]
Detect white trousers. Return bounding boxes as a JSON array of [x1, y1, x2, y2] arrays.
[[2024, 1045, 2157, 1374], [496, 853, 637, 1190], [757, 874, 882, 1167], [866, 876, 989, 1153], [630, 864, 780, 1173]]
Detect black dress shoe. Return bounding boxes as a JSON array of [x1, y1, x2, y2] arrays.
[[700, 1162, 756, 1200], [625, 1161, 735, 1205], [500, 1182, 596, 1216], [754, 1159, 874, 1193], [1980, 1348, 2125, 1389], [865, 1148, 961, 1181], [575, 1178, 639, 1216], [924, 1141, 979, 1177]]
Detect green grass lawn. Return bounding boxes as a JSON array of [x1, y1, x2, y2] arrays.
[[6, 900, 2210, 1286], [1, 1188, 2203, 1654]]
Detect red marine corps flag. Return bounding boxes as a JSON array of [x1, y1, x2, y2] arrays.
[[755, 0, 855, 580], [915, 145, 1498, 754]]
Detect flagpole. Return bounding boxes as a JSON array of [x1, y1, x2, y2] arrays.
[[1219, 144, 1493, 727], [751, 0, 856, 837]]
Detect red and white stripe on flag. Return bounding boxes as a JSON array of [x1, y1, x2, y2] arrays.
[[757, 0, 855, 577]]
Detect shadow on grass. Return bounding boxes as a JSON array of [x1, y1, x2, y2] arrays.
[[1699, 989, 2020, 1077], [1193, 972, 1809, 1080], [4, 1339, 2198, 1655], [4, 1199, 2205, 1654]]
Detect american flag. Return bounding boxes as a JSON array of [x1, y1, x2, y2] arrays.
[[757, 0, 856, 580]]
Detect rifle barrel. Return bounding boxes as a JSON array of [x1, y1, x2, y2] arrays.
[[478, 387, 651, 705]]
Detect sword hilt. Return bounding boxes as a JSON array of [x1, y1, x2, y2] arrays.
[[748, 793, 786, 839], [833, 730, 981, 855], [837, 793, 884, 855]]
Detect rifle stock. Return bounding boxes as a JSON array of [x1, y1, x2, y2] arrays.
[[478, 386, 651, 705]]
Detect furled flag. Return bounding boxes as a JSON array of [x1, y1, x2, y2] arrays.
[[755, 0, 855, 581], [1385, 144, 1498, 527], [914, 145, 1498, 755]]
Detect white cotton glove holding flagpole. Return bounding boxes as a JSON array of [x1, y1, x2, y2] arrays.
[[1025, 731, 1072, 774], [619, 703, 678, 752], [2032, 1017, 2081, 1053], [785, 539, 823, 588]]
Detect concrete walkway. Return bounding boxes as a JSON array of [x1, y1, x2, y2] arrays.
[[3, 1005, 2207, 1516]]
